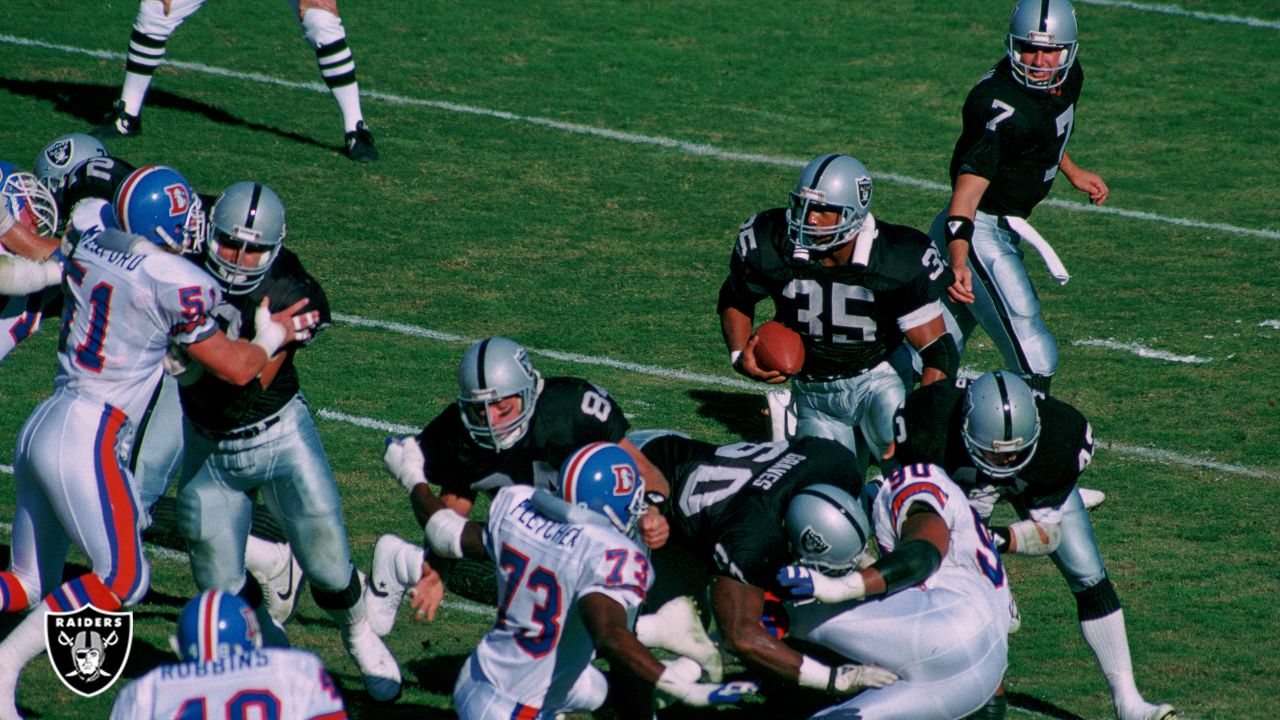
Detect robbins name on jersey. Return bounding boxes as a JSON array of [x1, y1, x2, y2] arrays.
[[158, 652, 271, 680]]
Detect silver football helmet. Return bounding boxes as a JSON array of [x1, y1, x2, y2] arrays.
[[206, 182, 286, 295], [962, 371, 1042, 479], [457, 337, 544, 451], [34, 133, 108, 192], [787, 154, 873, 252], [1, 164, 59, 237], [1006, 0, 1079, 90], [785, 483, 871, 575]]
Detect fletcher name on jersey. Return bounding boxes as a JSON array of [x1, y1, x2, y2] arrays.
[[719, 207, 947, 380]]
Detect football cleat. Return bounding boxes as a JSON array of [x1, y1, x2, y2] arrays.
[[344, 120, 379, 163], [245, 537, 306, 628], [92, 100, 142, 139], [366, 534, 420, 637], [1117, 701, 1176, 720], [641, 596, 723, 682], [1079, 487, 1106, 510], [341, 612, 402, 702]]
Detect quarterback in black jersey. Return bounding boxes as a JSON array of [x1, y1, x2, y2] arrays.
[[632, 433, 895, 698], [719, 153, 957, 469], [931, 0, 1109, 396], [892, 371, 1174, 720]]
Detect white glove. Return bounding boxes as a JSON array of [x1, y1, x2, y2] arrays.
[[776, 565, 867, 604], [250, 300, 287, 357], [831, 663, 899, 694], [384, 435, 427, 492], [655, 657, 756, 708]]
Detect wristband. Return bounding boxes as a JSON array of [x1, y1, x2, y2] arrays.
[[797, 655, 833, 691], [424, 508, 468, 559], [944, 215, 975, 244], [730, 350, 743, 367]]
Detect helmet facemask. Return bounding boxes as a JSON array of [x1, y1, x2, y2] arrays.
[[206, 182, 286, 294], [787, 193, 865, 252], [1005, 0, 1079, 91], [1007, 36, 1077, 90], [206, 225, 280, 295], [458, 385, 541, 451], [1, 169, 60, 237]]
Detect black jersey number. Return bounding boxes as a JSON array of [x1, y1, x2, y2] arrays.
[[783, 279, 876, 343]]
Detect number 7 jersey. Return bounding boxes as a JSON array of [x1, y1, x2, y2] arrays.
[[469, 485, 652, 712]]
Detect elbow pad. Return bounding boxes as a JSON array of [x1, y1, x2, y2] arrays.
[[917, 334, 959, 378], [424, 508, 468, 559], [870, 539, 942, 595]]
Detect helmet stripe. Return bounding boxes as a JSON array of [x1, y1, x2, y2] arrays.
[[796, 486, 867, 549], [244, 183, 262, 230], [201, 590, 218, 661], [809, 154, 841, 189], [475, 337, 491, 389], [562, 442, 608, 504], [993, 372, 1014, 441], [113, 165, 159, 233], [1039, 0, 1051, 33]]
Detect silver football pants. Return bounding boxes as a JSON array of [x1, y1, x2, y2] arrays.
[[929, 209, 1058, 379], [177, 393, 354, 595], [792, 361, 904, 473]]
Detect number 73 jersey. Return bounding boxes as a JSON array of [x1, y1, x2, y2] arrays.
[[471, 485, 652, 711]]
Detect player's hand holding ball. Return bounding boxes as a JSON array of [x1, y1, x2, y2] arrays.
[[733, 321, 804, 384]]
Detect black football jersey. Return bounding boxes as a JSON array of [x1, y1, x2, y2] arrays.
[[642, 435, 862, 589], [179, 248, 332, 431], [892, 379, 1093, 511], [56, 156, 136, 216], [717, 208, 946, 378], [949, 58, 1085, 219], [419, 377, 632, 499]]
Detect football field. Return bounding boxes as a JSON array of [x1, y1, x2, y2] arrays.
[[1, 1, 1278, 717]]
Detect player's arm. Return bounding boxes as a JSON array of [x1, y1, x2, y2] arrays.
[[904, 314, 956, 385], [711, 575, 896, 695], [1059, 151, 1108, 205], [618, 437, 672, 550], [184, 297, 320, 386], [778, 505, 946, 604], [943, 173, 989, 304], [0, 213, 60, 260]]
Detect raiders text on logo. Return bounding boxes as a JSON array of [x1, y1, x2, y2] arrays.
[[45, 605, 134, 697]]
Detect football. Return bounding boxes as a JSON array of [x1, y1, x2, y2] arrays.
[[752, 321, 805, 375]]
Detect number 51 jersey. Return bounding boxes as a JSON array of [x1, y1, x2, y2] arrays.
[[469, 485, 652, 712]]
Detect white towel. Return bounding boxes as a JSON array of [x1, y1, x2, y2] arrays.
[[1006, 216, 1069, 285]]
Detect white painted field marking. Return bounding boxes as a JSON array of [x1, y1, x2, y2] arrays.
[[1075, 0, 1280, 30], [1070, 339, 1211, 364], [1, 33, 1277, 242]]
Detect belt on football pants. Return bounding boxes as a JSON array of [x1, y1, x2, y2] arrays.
[[194, 414, 282, 442], [796, 361, 882, 383]]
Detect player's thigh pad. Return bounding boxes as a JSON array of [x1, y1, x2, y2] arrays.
[[134, 0, 206, 37], [1041, 489, 1108, 590], [857, 364, 905, 459], [177, 429, 256, 591]]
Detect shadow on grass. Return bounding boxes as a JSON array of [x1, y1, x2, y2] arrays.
[[686, 389, 771, 441], [0, 77, 332, 154]]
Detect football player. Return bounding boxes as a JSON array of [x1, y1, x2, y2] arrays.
[[30, 135, 307, 629], [631, 432, 898, 703], [776, 467, 1013, 719], [930, 0, 1108, 396], [394, 442, 754, 718], [109, 590, 348, 719], [366, 336, 672, 633], [891, 371, 1174, 720], [0, 161, 63, 363], [95, 0, 378, 162], [169, 182, 400, 701], [0, 166, 318, 720], [718, 153, 958, 474]]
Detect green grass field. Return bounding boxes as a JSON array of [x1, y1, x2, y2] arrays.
[[2, 0, 1279, 717]]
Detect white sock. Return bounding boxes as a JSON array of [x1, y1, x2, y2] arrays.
[[0, 602, 52, 670], [331, 83, 364, 133], [121, 72, 153, 116], [1080, 610, 1143, 709]]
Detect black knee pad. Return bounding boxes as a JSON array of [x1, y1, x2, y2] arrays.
[[248, 504, 288, 544], [311, 566, 361, 611], [1073, 576, 1122, 621]]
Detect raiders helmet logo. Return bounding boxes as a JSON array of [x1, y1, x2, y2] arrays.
[[44, 139, 73, 168], [799, 526, 831, 556], [514, 347, 535, 380], [45, 605, 133, 697], [856, 177, 873, 208]]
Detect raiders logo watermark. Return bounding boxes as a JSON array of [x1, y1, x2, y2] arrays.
[[45, 605, 133, 697]]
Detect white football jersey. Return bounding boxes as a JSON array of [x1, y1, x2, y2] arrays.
[[872, 462, 1012, 632], [470, 485, 652, 713], [56, 222, 219, 421], [108, 647, 347, 720]]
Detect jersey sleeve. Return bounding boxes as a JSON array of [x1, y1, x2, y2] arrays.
[[717, 215, 772, 316], [153, 257, 221, 345], [710, 496, 790, 588], [419, 410, 473, 498], [293, 652, 348, 719], [258, 249, 332, 349], [955, 84, 1020, 181], [578, 533, 651, 611], [876, 467, 951, 543], [107, 675, 152, 720]]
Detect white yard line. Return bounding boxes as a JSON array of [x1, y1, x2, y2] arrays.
[[1, 33, 1277, 242], [1075, 0, 1280, 30]]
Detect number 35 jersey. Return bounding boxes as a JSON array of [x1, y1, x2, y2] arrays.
[[717, 209, 945, 378], [471, 485, 651, 711]]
